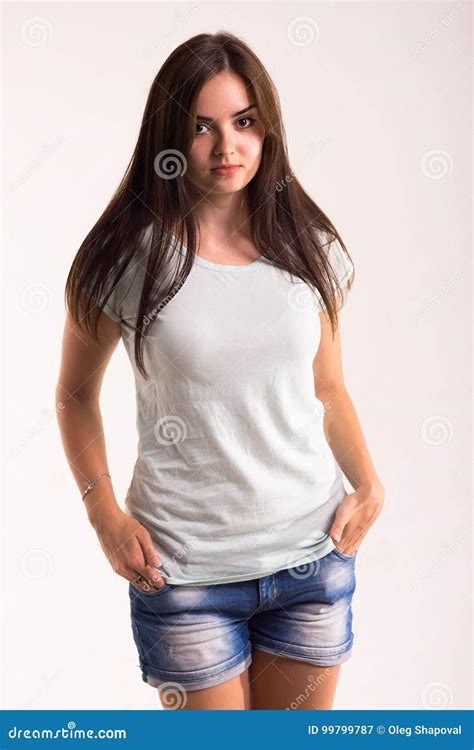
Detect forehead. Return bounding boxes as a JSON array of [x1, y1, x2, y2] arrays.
[[195, 72, 252, 116]]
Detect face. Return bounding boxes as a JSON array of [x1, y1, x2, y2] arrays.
[[185, 71, 265, 196]]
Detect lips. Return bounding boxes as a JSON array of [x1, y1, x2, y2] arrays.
[[211, 165, 241, 176]]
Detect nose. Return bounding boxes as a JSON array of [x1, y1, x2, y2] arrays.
[[214, 126, 235, 156]]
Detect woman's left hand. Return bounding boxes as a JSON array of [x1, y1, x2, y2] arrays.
[[329, 483, 385, 556]]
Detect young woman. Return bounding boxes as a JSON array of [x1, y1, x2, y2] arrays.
[[56, 31, 384, 710]]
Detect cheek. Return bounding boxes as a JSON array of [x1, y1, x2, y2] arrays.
[[187, 132, 263, 174], [187, 143, 207, 171], [242, 133, 263, 167]]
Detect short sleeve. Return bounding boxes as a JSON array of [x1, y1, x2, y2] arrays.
[[81, 279, 123, 322], [78, 225, 161, 324], [314, 235, 354, 312]]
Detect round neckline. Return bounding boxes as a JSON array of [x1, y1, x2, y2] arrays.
[[171, 232, 266, 272]]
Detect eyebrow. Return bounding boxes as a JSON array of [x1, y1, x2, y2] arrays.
[[196, 104, 257, 123]]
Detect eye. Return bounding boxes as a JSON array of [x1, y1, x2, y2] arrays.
[[237, 117, 255, 129], [195, 122, 210, 136], [195, 117, 256, 136]]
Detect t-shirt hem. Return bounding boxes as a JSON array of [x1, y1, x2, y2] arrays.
[[161, 537, 337, 587]]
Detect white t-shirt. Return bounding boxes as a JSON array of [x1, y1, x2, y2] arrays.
[[89, 225, 354, 585]]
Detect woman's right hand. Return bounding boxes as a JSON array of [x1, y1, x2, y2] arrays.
[[91, 507, 166, 592]]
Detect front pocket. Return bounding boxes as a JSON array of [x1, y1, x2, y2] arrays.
[[131, 580, 171, 597], [332, 546, 357, 560]]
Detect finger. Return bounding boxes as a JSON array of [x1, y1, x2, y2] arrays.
[[132, 561, 166, 590], [125, 569, 161, 592], [135, 531, 166, 588], [138, 531, 162, 568], [329, 504, 351, 543], [330, 495, 361, 542], [120, 538, 159, 590], [144, 568, 167, 589], [336, 527, 368, 555], [120, 567, 150, 591], [330, 518, 347, 544], [127, 560, 166, 590]]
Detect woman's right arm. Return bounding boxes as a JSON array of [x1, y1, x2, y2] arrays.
[[55, 300, 166, 591]]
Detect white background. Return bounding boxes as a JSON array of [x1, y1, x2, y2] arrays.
[[2, 1, 472, 710]]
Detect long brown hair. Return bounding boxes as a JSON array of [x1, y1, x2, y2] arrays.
[[65, 31, 354, 379]]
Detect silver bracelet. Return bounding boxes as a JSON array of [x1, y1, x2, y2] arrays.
[[82, 472, 111, 500]]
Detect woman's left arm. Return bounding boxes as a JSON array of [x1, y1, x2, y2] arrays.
[[313, 310, 385, 556]]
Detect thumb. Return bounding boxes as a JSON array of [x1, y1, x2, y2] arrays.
[[330, 507, 349, 543], [330, 492, 358, 542], [137, 528, 162, 567]]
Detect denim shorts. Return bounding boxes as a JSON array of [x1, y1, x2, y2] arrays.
[[128, 547, 357, 692]]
